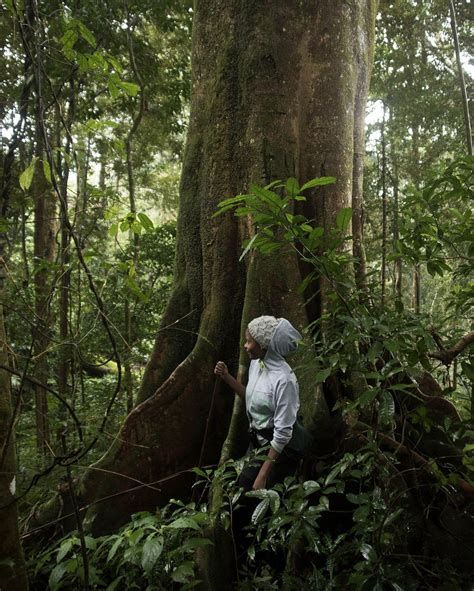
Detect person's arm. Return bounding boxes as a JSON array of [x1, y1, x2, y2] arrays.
[[252, 378, 299, 490], [214, 361, 245, 399], [252, 446, 280, 490]]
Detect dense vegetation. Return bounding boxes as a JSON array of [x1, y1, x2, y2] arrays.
[[0, 0, 472, 589]]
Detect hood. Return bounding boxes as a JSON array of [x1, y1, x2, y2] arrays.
[[264, 318, 302, 366]]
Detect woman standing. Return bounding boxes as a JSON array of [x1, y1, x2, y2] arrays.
[[215, 315, 305, 491]]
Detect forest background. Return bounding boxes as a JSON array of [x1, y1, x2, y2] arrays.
[[0, 0, 473, 589]]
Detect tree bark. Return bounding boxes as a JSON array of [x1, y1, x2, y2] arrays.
[[449, 0, 473, 156], [32, 126, 56, 460], [34, 0, 378, 537]]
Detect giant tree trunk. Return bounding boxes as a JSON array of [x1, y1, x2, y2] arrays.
[[36, 0, 378, 537]]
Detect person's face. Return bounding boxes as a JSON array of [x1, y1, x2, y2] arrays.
[[244, 329, 265, 360]]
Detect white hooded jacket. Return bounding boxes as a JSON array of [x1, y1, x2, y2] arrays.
[[245, 318, 302, 453]]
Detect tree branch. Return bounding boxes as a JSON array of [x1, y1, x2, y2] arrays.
[[428, 331, 474, 366]]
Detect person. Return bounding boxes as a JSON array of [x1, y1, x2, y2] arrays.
[[214, 315, 306, 492]]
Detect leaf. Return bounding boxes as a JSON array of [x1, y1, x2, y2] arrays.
[[314, 367, 331, 384], [84, 536, 96, 550], [367, 341, 383, 363], [108, 77, 119, 100], [461, 361, 474, 381], [357, 388, 378, 407], [77, 21, 96, 46], [239, 233, 258, 261], [42, 159, 52, 184], [141, 536, 164, 574], [167, 517, 200, 530], [107, 537, 122, 562], [49, 563, 67, 588], [119, 81, 140, 96], [105, 576, 125, 591], [336, 207, 352, 231], [360, 543, 377, 562], [319, 496, 329, 510], [324, 465, 341, 487], [19, 157, 38, 191], [171, 561, 195, 584], [56, 539, 73, 563], [300, 176, 336, 191], [302, 480, 321, 495], [108, 223, 119, 238], [182, 537, 213, 549], [379, 391, 395, 426], [286, 177, 300, 196], [137, 212, 154, 232], [251, 498, 270, 524]]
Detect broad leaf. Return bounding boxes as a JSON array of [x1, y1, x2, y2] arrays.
[[19, 157, 38, 191]]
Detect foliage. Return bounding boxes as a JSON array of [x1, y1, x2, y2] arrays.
[[215, 173, 473, 586], [31, 505, 211, 590]]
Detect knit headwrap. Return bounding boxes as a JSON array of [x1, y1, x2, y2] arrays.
[[247, 315, 280, 349]]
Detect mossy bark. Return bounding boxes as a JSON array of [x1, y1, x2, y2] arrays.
[[32, 0, 377, 538]]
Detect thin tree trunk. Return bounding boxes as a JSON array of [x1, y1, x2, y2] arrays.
[[390, 111, 402, 301], [123, 13, 146, 412], [32, 124, 56, 460], [381, 103, 388, 307], [57, 76, 75, 435], [449, 0, 473, 156], [412, 123, 421, 313]]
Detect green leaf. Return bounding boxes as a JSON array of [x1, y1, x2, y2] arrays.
[[19, 157, 38, 191], [314, 367, 331, 384], [42, 159, 52, 184], [168, 517, 200, 530], [107, 537, 122, 561], [251, 498, 270, 524], [302, 480, 321, 495], [171, 561, 195, 584], [461, 361, 474, 381], [77, 21, 96, 46], [384, 339, 399, 353], [105, 576, 125, 591], [49, 563, 67, 588], [379, 391, 395, 426], [141, 536, 164, 574], [56, 539, 73, 563], [84, 536, 96, 550], [108, 77, 119, 100], [324, 465, 341, 487], [182, 537, 213, 549], [108, 223, 119, 238], [137, 212, 154, 232], [239, 233, 258, 261], [367, 341, 383, 364], [360, 543, 377, 562], [300, 176, 336, 191], [357, 387, 378, 406], [336, 207, 352, 231], [285, 177, 300, 196], [119, 81, 140, 96]]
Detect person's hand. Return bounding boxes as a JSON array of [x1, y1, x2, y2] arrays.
[[214, 361, 229, 377], [252, 473, 267, 490]]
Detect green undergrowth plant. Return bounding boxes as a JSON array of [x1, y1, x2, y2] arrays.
[[29, 444, 472, 590], [30, 502, 211, 590]]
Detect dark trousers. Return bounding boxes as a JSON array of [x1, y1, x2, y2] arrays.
[[237, 441, 300, 491], [232, 441, 300, 568]]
